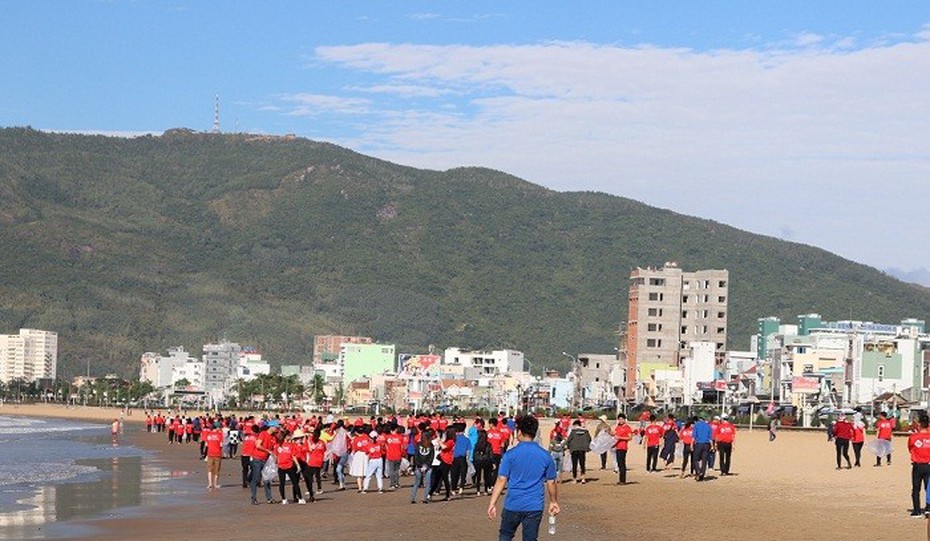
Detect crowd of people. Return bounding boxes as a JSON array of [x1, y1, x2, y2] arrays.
[[143, 405, 930, 534], [546, 411, 737, 485]]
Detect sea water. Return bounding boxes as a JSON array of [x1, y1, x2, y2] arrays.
[[0, 415, 187, 539]]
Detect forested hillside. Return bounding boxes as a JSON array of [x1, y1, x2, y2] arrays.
[[1, 127, 928, 378]]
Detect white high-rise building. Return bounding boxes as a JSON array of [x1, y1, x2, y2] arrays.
[[140, 347, 203, 389], [0, 329, 57, 383]]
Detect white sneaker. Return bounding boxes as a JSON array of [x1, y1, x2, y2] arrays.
[[316, 488, 323, 494], [297, 498, 306, 505], [281, 500, 288, 505]]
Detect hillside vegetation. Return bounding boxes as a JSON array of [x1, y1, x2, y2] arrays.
[[1, 127, 928, 378]]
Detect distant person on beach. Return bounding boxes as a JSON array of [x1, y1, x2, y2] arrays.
[[876, 411, 894, 466], [833, 415, 853, 470], [907, 413, 930, 517], [566, 419, 591, 483], [249, 425, 276, 504], [643, 415, 663, 472], [240, 424, 256, 488], [111, 418, 119, 442], [769, 416, 778, 442], [614, 414, 633, 484], [851, 419, 865, 467], [593, 415, 611, 470], [692, 415, 713, 482], [203, 423, 224, 489], [487, 416, 560, 541], [679, 419, 694, 478], [716, 414, 736, 476]]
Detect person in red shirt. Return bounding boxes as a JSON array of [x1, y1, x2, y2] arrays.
[[240, 425, 256, 488], [875, 411, 895, 466], [291, 430, 316, 502], [833, 414, 854, 470], [851, 421, 865, 467], [302, 428, 326, 496], [679, 420, 695, 478], [907, 414, 930, 517], [249, 425, 277, 504], [716, 415, 736, 475], [363, 429, 385, 493], [429, 428, 455, 501], [275, 431, 305, 504], [203, 423, 224, 489], [642, 415, 664, 472], [613, 414, 633, 485], [349, 428, 372, 493], [487, 418, 505, 486], [385, 426, 406, 490]]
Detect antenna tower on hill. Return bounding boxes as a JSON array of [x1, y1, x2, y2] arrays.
[[211, 94, 220, 133]]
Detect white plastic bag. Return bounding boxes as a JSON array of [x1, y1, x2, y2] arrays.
[[261, 454, 278, 482], [867, 439, 893, 458], [400, 457, 410, 473], [589, 432, 618, 455]]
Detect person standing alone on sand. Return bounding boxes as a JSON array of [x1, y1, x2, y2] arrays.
[[907, 413, 930, 517], [488, 416, 560, 541], [594, 415, 611, 470]]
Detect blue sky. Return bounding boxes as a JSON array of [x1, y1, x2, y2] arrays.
[[3, 2, 930, 285]]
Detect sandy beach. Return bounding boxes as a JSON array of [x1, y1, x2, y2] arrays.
[[3, 404, 927, 541]]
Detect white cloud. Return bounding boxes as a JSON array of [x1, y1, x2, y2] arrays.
[[280, 93, 371, 116], [303, 34, 930, 270], [350, 84, 455, 98]]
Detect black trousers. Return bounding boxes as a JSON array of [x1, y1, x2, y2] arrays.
[[429, 463, 451, 498], [278, 465, 302, 502], [297, 462, 317, 499], [615, 450, 628, 483], [852, 442, 863, 466], [913, 463, 930, 513], [717, 442, 733, 475], [241, 455, 251, 487], [489, 454, 502, 486], [450, 456, 468, 490], [473, 460, 493, 492], [570, 450, 587, 478], [693, 443, 710, 480], [646, 446, 659, 472], [835, 438, 851, 468], [681, 445, 693, 474], [600, 452, 608, 469]]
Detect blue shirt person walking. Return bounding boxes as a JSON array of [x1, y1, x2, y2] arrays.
[[487, 416, 560, 541], [691, 416, 714, 481]]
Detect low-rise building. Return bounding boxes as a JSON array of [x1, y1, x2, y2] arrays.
[[442, 348, 525, 375]]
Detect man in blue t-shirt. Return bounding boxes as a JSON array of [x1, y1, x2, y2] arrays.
[[691, 415, 713, 481], [487, 416, 560, 541]]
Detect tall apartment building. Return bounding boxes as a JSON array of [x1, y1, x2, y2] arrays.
[[202, 340, 241, 394], [0, 329, 58, 383], [313, 335, 372, 364], [626, 263, 728, 399]]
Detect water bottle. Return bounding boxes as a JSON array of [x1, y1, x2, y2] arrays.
[[548, 514, 556, 535]]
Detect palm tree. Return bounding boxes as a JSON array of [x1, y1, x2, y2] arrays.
[[310, 374, 326, 405]]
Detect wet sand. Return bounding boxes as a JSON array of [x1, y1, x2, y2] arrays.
[[6, 405, 927, 541]]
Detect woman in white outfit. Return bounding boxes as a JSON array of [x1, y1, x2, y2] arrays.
[[348, 427, 371, 493]]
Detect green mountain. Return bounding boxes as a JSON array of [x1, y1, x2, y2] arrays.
[[1, 127, 928, 378]]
